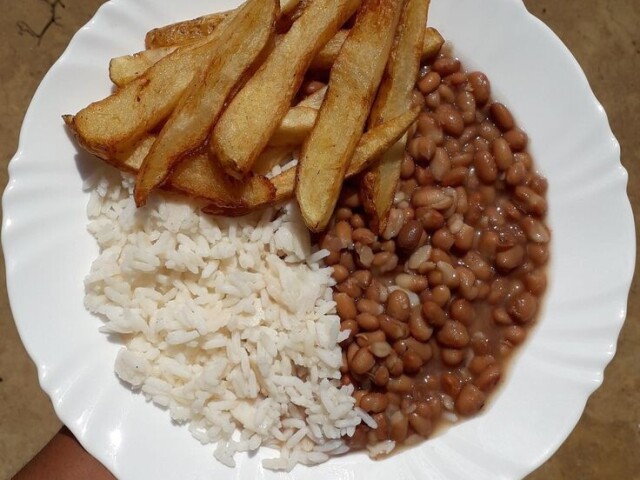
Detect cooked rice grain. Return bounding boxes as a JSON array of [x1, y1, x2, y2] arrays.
[[84, 171, 360, 470]]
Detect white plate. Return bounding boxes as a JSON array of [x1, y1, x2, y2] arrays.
[[3, 0, 634, 478]]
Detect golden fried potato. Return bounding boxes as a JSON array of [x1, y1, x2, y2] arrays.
[[252, 146, 295, 176], [111, 28, 442, 88], [211, 0, 361, 179], [268, 106, 318, 147], [361, 0, 430, 233], [297, 85, 327, 109], [109, 46, 178, 87], [144, 0, 301, 48], [309, 30, 350, 70], [67, 24, 229, 159], [145, 11, 231, 49], [134, 0, 277, 206], [422, 26, 444, 62], [204, 106, 418, 216], [115, 137, 275, 209], [296, 0, 405, 232]]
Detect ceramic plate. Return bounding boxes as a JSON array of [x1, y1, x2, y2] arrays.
[[3, 0, 634, 478]]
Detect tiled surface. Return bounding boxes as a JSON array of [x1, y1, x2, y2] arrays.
[[1, 0, 638, 478]]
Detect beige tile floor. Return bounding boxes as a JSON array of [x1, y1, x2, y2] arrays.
[[1, 0, 638, 478]]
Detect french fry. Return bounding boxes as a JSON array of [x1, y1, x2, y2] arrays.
[[133, 0, 277, 206], [115, 137, 275, 209], [109, 46, 178, 87], [109, 28, 442, 88], [296, 0, 405, 232], [268, 106, 317, 147], [211, 0, 361, 179], [145, 11, 231, 49], [309, 30, 350, 70], [361, 0, 430, 233], [205, 106, 419, 217], [297, 86, 328, 109], [252, 147, 295, 176], [145, 0, 302, 49], [66, 17, 235, 159], [348, 105, 419, 176], [422, 26, 444, 61]]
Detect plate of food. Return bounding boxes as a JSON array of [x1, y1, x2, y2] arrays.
[[2, 0, 634, 479]]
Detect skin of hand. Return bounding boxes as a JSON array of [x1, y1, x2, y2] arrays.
[[13, 427, 115, 480]]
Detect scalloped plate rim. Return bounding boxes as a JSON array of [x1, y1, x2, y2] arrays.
[[2, 0, 634, 479]]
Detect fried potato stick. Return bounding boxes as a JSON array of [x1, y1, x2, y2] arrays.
[[133, 0, 277, 206], [211, 0, 361, 179], [296, 0, 405, 232], [361, 0, 430, 233]]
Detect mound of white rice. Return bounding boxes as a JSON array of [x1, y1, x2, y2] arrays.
[[83, 170, 374, 470]]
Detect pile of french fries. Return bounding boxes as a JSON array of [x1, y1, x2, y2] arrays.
[[65, 0, 444, 232]]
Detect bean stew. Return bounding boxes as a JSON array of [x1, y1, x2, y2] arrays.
[[318, 47, 550, 451]]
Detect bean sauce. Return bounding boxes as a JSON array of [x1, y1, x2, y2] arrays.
[[318, 48, 550, 451]]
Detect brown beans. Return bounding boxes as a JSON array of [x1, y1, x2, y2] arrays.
[[506, 161, 527, 186], [352, 228, 376, 245], [408, 412, 433, 437], [357, 298, 384, 316], [324, 52, 549, 451], [388, 375, 414, 394], [521, 216, 551, 243], [507, 292, 538, 323], [469, 354, 496, 375], [441, 348, 465, 366], [356, 312, 380, 331], [397, 220, 423, 251], [492, 137, 514, 171], [418, 71, 441, 94], [455, 384, 486, 416], [504, 325, 527, 345], [387, 290, 411, 321], [405, 338, 433, 362], [474, 364, 501, 392], [528, 243, 549, 266], [435, 104, 464, 137], [449, 298, 475, 325], [467, 71, 491, 105], [371, 341, 393, 358], [433, 57, 461, 76], [401, 155, 416, 179], [504, 128, 528, 151], [515, 186, 547, 216], [350, 347, 375, 375], [525, 270, 547, 295], [335, 293, 357, 320], [389, 411, 409, 441], [373, 365, 390, 387], [422, 301, 448, 327], [380, 315, 410, 341], [489, 103, 515, 131], [409, 313, 433, 341], [395, 273, 428, 293], [386, 353, 404, 377], [437, 321, 470, 348], [332, 264, 349, 283], [336, 278, 362, 298], [417, 208, 445, 231], [402, 350, 424, 373], [496, 245, 525, 271], [360, 393, 389, 413], [474, 150, 498, 183], [335, 220, 353, 249], [430, 147, 451, 181], [340, 319, 358, 343]]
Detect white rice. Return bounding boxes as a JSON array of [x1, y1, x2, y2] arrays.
[[83, 170, 361, 470]]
